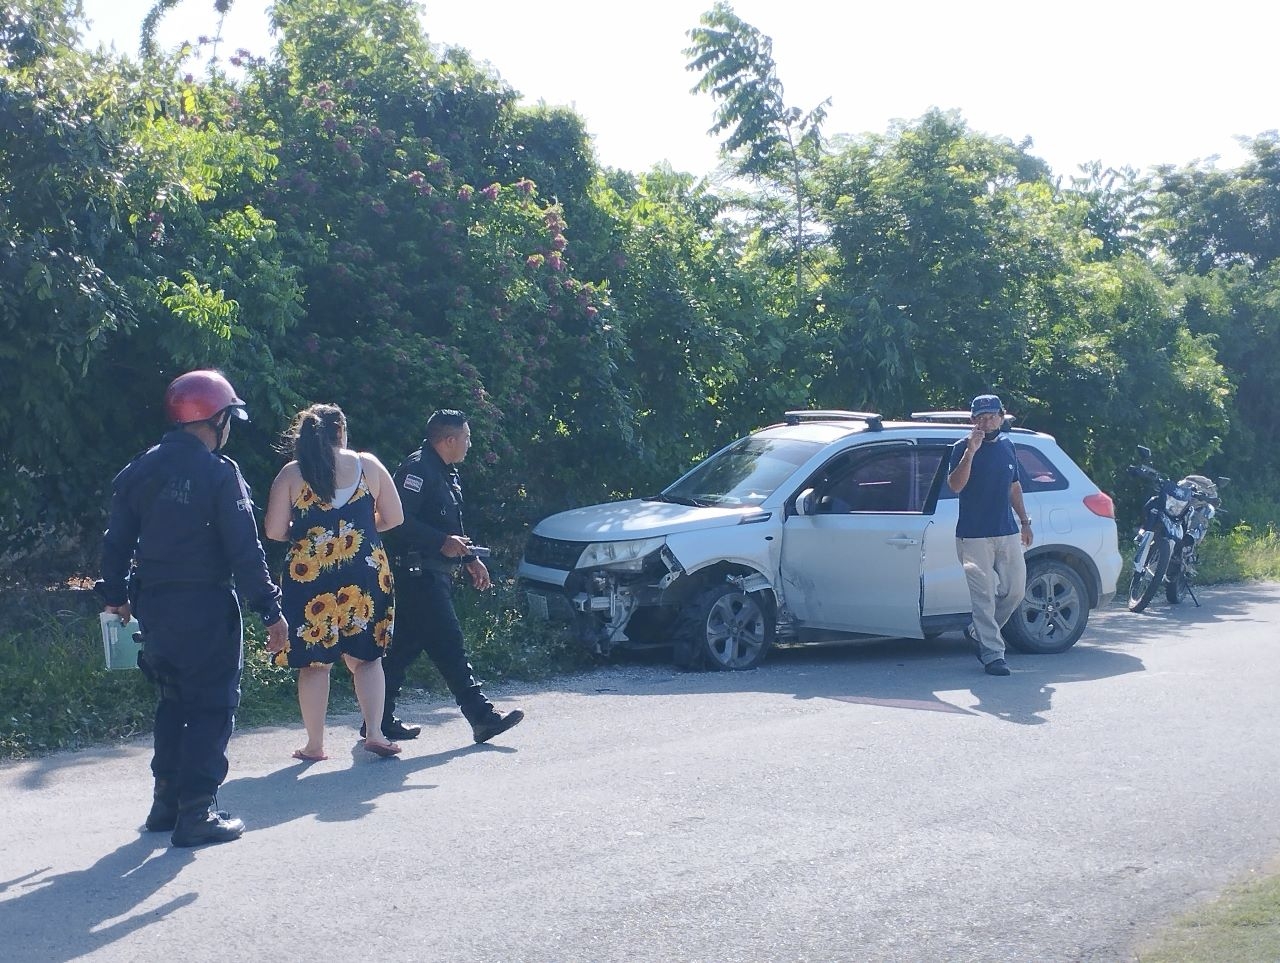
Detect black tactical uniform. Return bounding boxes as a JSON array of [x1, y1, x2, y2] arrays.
[[99, 430, 282, 835], [381, 442, 498, 730]]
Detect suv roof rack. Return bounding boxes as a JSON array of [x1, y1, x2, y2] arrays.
[[784, 410, 883, 431], [910, 410, 1018, 425]]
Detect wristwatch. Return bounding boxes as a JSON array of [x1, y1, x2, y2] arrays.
[[1019, 516, 1031, 526]]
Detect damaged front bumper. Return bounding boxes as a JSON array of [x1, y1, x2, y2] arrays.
[[519, 542, 686, 654]]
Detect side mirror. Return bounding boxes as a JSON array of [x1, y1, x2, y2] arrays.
[[1136, 445, 1152, 462], [795, 488, 816, 516]]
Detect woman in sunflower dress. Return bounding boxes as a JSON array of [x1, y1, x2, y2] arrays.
[[264, 404, 404, 759]]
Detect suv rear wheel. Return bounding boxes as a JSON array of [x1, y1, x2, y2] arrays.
[[1004, 558, 1089, 654], [676, 583, 775, 670]]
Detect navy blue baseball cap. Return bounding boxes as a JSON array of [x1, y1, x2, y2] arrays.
[[970, 394, 1004, 416]]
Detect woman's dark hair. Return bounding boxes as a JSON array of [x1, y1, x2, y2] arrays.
[[284, 404, 346, 502]]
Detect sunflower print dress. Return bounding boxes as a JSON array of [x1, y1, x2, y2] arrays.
[[274, 466, 395, 668]]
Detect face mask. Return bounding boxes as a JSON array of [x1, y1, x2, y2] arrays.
[[983, 428, 1002, 442]]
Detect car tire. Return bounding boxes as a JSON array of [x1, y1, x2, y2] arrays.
[[675, 583, 775, 670], [1004, 558, 1090, 654]]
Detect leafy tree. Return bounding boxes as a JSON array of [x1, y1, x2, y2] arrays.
[[1178, 263, 1280, 484], [1, 1, 152, 547], [584, 165, 786, 493], [1067, 161, 1154, 260], [1151, 134, 1280, 497], [686, 1, 828, 314], [810, 110, 1229, 502], [139, 0, 233, 61], [1151, 133, 1280, 273], [0, 0, 1253, 574], [0, 0, 302, 562], [228, 0, 639, 527], [1021, 252, 1229, 505], [812, 110, 1052, 411]]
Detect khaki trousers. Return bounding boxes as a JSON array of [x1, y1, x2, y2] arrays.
[[955, 534, 1027, 664]]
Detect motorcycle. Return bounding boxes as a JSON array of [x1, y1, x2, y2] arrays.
[[1126, 446, 1229, 612]]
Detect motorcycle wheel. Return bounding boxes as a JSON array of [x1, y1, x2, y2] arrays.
[[1128, 536, 1173, 612]]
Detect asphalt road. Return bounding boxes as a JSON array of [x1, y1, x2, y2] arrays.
[[4, 583, 1280, 962]]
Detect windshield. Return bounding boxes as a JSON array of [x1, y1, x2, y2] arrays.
[[658, 435, 823, 507]]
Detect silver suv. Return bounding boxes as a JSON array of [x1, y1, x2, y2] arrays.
[[519, 411, 1122, 669]]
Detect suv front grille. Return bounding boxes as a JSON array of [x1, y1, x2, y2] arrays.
[[524, 534, 587, 571]]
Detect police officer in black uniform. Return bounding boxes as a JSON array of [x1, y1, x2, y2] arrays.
[[98, 370, 288, 847], [375, 409, 524, 744]]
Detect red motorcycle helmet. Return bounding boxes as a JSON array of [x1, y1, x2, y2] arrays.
[[163, 370, 249, 425]]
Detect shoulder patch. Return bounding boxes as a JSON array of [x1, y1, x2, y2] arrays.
[[403, 474, 423, 493], [233, 469, 254, 512]]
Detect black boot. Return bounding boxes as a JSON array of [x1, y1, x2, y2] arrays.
[[359, 675, 421, 740], [359, 717, 421, 740], [171, 795, 244, 848], [470, 707, 525, 744], [144, 777, 179, 832]]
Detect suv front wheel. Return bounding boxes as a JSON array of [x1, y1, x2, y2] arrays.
[[1004, 558, 1089, 654], [676, 583, 775, 670]]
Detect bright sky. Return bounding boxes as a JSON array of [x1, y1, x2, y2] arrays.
[[79, 0, 1278, 179]]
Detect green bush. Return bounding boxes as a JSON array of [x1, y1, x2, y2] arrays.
[[1197, 521, 1280, 585], [0, 571, 592, 760], [0, 589, 154, 758]]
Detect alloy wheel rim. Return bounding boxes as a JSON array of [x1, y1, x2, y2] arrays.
[[706, 593, 767, 667], [1023, 571, 1083, 641]]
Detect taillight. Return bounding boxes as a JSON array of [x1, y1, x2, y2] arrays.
[[1084, 492, 1115, 518]]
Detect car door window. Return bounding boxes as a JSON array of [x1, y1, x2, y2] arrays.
[[1015, 444, 1069, 492], [820, 449, 944, 514], [913, 447, 949, 510]]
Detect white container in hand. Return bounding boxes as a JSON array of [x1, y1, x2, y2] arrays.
[[100, 612, 142, 671]]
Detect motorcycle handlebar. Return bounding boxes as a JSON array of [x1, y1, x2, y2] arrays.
[[1126, 464, 1161, 480]]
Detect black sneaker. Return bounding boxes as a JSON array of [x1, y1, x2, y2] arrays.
[[471, 708, 524, 744], [360, 718, 421, 740], [984, 658, 1011, 676]]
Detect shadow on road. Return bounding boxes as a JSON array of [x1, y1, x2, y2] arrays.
[[1094, 581, 1277, 634], [556, 584, 1279, 729], [1, 731, 512, 961], [217, 739, 504, 832], [568, 631, 1147, 726], [3, 837, 197, 962], [658, 634, 1144, 726], [546, 603, 1225, 726], [4, 586, 1273, 960]]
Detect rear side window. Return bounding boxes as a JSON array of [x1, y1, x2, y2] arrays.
[[934, 439, 1070, 499], [1015, 444, 1069, 492], [819, 448, 945, 513]]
